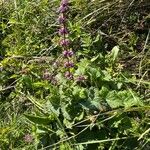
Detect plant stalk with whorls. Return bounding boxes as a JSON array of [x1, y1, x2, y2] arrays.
[[58, 0, 74, 80]]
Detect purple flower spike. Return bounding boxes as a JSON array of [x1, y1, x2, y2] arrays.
[[57, 0, 75, 80], [65, 71, 73, 80], [60, 39, 70, 46], [59, 27, 68, 35], [58, 16, 66, 24], [64, 61, 74, 68]]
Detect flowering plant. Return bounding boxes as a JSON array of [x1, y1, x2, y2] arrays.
[[58, 0, 74, 80]]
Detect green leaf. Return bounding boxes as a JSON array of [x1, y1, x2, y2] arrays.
[[21, 75, 32, 88], [33, 81, 50, 89], [75, 58, 90, 75], [110, 46, 119, 62], [61, 104, 72, 120], [79, 88, 87, 99], [24, 114, 55, 125], [91, 55, 99, 62], [106, 90, 143, 109], [44, 100, 60, 116]]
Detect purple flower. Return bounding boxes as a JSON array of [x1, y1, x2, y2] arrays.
[[63, 50, 68, 57], [60, 39, 70, 46], [58, 16, 66, 24], [64, 61, 74, 68], [63, 50, 74, 57], [65, 71, 73, 79], [58, 0, 69, 13], [58, 5, 69, 13], [68, 50, 74, 57], [59, 27, 68, 35]]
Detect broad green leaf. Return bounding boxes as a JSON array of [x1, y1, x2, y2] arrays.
[[106, 90, 143, 109]]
